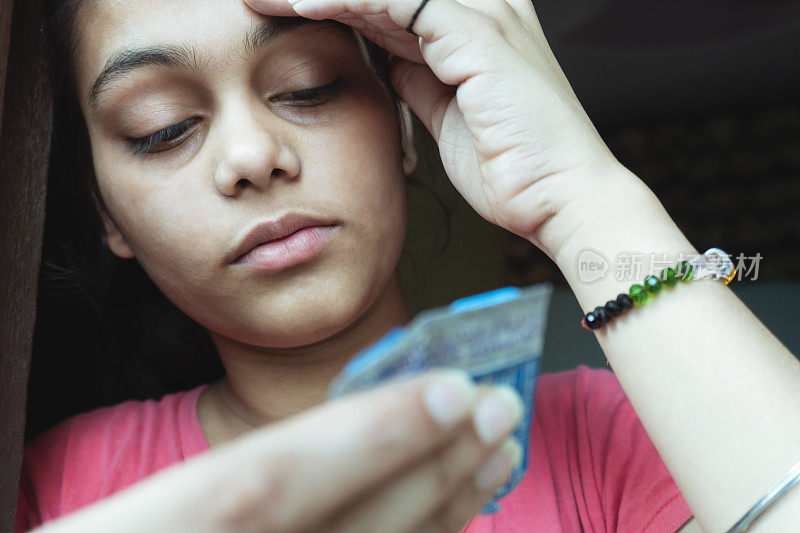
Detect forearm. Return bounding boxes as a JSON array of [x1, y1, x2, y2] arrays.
[[542, 166, 800, 531]]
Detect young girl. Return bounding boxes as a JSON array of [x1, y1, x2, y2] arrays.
[[16, 0, 800, 531]]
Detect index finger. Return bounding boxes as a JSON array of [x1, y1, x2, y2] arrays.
[[242, 0, 431, 37]]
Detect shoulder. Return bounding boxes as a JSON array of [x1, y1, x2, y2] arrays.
[[18, 385, 209, 528]]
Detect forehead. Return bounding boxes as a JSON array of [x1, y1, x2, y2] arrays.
[[74, 0, 357, 95]]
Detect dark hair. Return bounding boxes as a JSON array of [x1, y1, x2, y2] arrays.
[[27, 1, 457, 440]]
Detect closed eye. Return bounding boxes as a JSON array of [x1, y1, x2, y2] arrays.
[[271, 78, 344, 106], [127, 79, 344, 156], [128, 118, 200, 156]]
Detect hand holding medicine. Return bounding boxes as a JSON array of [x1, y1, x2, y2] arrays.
[[21, 0, 800, 531], [33, 372, 523, 533], [242, 1, 800, 531]]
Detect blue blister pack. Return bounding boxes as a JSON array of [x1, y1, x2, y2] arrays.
[[327, 282, 553, 514]]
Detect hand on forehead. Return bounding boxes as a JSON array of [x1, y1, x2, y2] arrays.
[[76, 0, 367, 105]]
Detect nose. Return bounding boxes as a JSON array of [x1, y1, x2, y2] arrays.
[[213, 105, 301, 196]]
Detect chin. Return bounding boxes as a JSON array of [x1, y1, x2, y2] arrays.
[[223, 314, 358, 349], [224, 288, 374, 348], [204, 255, 398, 348]]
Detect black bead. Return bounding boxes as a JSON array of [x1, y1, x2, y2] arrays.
[[616, 293, 634, 310], [593, 306, 609, 325], [583, 312, 603, 329], [604, 299, 622, 317]]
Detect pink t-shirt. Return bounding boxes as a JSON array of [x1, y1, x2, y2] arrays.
[[14, 365, 693, 532]]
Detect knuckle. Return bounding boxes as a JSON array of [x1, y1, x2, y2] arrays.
[[354, 0, 374, 13], [489, 13, 507, 37], [483, 173, 516, 204], [488, 17, 509, 40], [471, 12, 504, 39], [466, 3, 509, 40]]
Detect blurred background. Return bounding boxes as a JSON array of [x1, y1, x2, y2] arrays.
[[398, 0, 800, 373]]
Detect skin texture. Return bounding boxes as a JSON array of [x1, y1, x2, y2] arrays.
[[44, 3, 531, 530], [73, 0, 418, 432], [48, 0, 800, 530]]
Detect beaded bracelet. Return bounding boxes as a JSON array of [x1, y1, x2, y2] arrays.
[[581, 248, 737, 365]]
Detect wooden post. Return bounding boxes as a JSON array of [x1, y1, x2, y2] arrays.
[[0, 0, 53, 529]]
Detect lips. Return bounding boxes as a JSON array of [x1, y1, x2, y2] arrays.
[[229, 212, 339, 265]]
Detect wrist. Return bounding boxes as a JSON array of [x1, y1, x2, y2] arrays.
[[532, 166, 698, 313]]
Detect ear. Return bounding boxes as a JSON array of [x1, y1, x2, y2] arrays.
[[98, 209, 135, 259], [398, 100, 418, 176]]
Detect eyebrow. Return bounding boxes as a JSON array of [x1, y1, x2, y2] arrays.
[[87, 16, 333, 111]]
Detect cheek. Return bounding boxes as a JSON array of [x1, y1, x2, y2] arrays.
[[319, 94, 407, 237], [333, 155, 406, 267], [95, 164, 219, 289]]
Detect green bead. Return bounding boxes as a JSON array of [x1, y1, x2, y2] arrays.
[[676, 261, 693, 281], [644, 275, 662, 294], [629, 284, 649, 306], [660, 267, 677, 287]]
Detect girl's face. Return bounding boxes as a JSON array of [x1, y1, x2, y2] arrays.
[[73, 0, 413, 347]]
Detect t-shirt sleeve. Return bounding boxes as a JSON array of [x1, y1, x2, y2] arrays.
[[12, 387, 207, 532], [574, 365, 694, 532], [15, 480, 41, 533], [13, 423, 69, 533]]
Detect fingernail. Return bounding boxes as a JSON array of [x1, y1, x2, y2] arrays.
[[288, 0, 312, 9], [423, 370, 476, 427], [473, 385, 524, 445], [474, 438, 523, 490]]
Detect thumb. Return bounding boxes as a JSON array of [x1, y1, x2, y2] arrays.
[[388, 55, 455, 141]]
